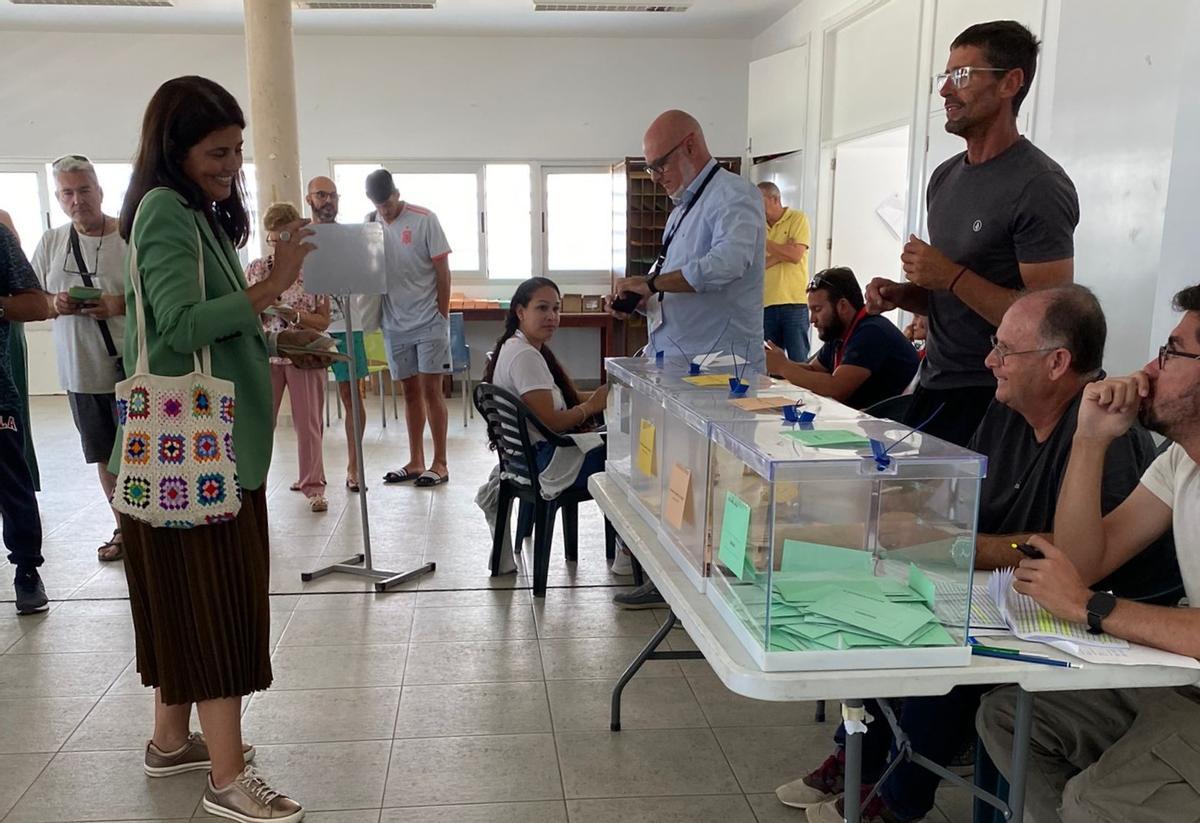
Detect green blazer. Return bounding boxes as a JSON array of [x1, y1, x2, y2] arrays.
[[109, 188, 273, 490]]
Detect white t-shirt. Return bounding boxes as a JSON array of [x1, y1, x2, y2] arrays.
[[377, 203, 451, 344], [491, 331, 564, 442], [31, 223, 128, 394], [1140, 443, 1200, 604]]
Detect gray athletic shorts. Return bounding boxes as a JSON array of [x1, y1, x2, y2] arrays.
[[386, 334, 451, 381], [67, 391, 119, 464]]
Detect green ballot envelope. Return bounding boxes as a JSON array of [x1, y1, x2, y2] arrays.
[[68, 286, 102, 302]]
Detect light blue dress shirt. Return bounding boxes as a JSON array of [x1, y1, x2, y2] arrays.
[[646, 159, 766, 371]]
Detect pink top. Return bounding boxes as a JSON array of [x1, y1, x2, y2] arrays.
[[245, 256, 323, 365]]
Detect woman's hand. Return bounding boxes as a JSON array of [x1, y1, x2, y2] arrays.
[[588, 383, 610, 414], [268, 219, 316, 292]]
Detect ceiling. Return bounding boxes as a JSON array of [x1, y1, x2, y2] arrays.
[[0, 0, 798, 38]]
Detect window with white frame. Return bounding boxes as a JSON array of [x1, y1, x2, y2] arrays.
[[332, 160, 613, 281], [543, 166, 612, 275]]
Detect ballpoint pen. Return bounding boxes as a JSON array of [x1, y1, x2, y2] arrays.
[[970, 646, 1079, 668]]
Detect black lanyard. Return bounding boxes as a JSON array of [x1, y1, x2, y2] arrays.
[[652, 163, 722, 279], [67, 226, 121, 362]]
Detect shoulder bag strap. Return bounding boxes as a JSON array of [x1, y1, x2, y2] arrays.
[[69, 225, 120, 359]]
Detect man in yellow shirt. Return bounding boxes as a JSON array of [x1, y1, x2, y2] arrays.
[[759, 182, 812, 361]]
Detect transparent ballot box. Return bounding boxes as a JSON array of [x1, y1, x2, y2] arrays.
[[605, 356, 759, 520], [657, 388, 866, 592], [705, 417, 986, 671]]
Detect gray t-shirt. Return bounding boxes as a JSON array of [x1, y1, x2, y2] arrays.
[[31, 223, 128, 394], [375, 204, 451, 344], [923, 137, 1079, 390]]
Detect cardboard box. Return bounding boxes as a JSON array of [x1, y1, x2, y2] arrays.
[[581, 295, 604, 313], [562, 294, 583, 313]]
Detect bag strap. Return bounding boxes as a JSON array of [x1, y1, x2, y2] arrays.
[[127, 189, 209, 376], [68, 226, 120, 359]]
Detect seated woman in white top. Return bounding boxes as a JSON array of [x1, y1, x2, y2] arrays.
[[482, 277, 608, 490]]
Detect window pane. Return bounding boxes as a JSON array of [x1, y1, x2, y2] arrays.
[[46, 162, 132, 229], [0, 172, 44, 259], [547, 171, 612, 271], [333, 164, 480, 272], [485, 164, 532, 280], [392, 173, 479, 271]]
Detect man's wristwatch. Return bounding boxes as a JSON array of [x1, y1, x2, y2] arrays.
[[1085, 590, 1117, 634], [646, 273, 660, 295]]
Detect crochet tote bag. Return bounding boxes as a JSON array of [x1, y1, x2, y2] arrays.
[[112, 194, 242, 528]]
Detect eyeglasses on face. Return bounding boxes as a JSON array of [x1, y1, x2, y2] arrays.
[[989, 335, 1059, 365], [934, 66, 1012, 91], [1157, 344, 1200, 371], [645, 134, 691, 176]]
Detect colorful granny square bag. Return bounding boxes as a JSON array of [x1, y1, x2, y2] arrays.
[[112, 195, 242, 528]]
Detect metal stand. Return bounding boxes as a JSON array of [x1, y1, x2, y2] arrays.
[[610, 609, 703, 731], [301, 295, 436, 592]]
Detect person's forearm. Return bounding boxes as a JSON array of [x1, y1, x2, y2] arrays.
[[1073, 599, 1200, 659], [766, 254, 782, 269], [766, 240, 805, 264], [891, 283, 931, 314], [246, 275, 290, 314], [950, 269, 1023, 327], [0, 291, 51, 322], [778, 363, 853, 402], [975, 533, 1050, 571], [435, 259, 451, 317], [1050, 436, 1112, 581], [650, 271, 695, 294]]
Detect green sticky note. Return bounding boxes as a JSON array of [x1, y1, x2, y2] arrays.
[[782, 429, 871, 448], [781, 540, 875, 575], [908, 564, 937, 608], [718, 491, 753, 581], [807, 590, 934, 644]]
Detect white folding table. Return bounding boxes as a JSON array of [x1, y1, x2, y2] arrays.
[[589, 474, 1199, 823]]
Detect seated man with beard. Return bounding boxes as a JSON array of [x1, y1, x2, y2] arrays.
[[765, 266, 920, 410]]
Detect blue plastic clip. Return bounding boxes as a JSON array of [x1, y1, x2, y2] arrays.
[[688, 361, 702, 375], [655, 350, 664, 365], [782, 405, 800, 423], [870, 438, 891, 471], [728, 378, 749, 395], [797, 410, 816, 425]]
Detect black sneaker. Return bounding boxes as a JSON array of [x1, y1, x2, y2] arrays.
[[612, 582, 666, 610], [14, 567, 49, 615]]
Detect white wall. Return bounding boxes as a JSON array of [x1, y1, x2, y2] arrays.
[[0, 29, 751, 387], [1034, 0, 1193, 375]]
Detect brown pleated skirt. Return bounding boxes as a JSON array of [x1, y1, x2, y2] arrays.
[[120, 486, 272, 705]]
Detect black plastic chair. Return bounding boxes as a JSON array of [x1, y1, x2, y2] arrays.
[[473, 383, 615, 597]]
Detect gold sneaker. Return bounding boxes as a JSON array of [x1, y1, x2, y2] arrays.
[[144, 732, 256, 777], [203, 766, 304, 823]]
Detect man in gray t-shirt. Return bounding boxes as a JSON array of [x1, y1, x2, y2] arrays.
[[365, 169, 454, 487], [866, 21, 1079, 448]]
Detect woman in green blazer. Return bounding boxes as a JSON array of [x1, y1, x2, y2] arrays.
[[115, 76, 319, 823]]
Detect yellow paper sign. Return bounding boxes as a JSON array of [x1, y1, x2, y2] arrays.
[[682, 373, 735, 387], [637, 419, 656, 477], [664, 463, 692, 530]]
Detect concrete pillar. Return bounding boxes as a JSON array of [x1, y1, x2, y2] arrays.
[[243, 0, 302, 255]]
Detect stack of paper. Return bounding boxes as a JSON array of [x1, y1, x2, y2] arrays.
[[988, 568, 1128, 648], [729, 550, 958, 652]]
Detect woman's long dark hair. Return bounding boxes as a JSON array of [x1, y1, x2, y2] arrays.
[[120, 76, 251, 247], [483, 277, 582, 410]]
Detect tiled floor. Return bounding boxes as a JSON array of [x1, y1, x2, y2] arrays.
[[0, 395, 972, 822]]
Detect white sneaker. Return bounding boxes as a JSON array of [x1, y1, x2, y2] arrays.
[[610, 541, 633, 576]]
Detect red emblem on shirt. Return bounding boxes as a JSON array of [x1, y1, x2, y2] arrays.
[[402, 228, 413, 245]]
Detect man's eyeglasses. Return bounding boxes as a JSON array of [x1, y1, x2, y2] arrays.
[[1157, 344, 1200, 371], [309, 190, 338, 200], [934, 66, 1012, 91], [645, 134, 691, 177], [989, 335, 1058, 365]]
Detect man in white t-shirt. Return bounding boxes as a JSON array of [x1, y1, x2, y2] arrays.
[[977, 283, 1200, 822], [31, 154, 128, 561], [366, 170, 453, 487]]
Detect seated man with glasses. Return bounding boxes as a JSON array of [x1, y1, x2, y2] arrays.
[[31, 154, 129, 561], [781, 284, 1180, 823], [764, 266, 919, 411], [978, 283, 1200, 823]]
